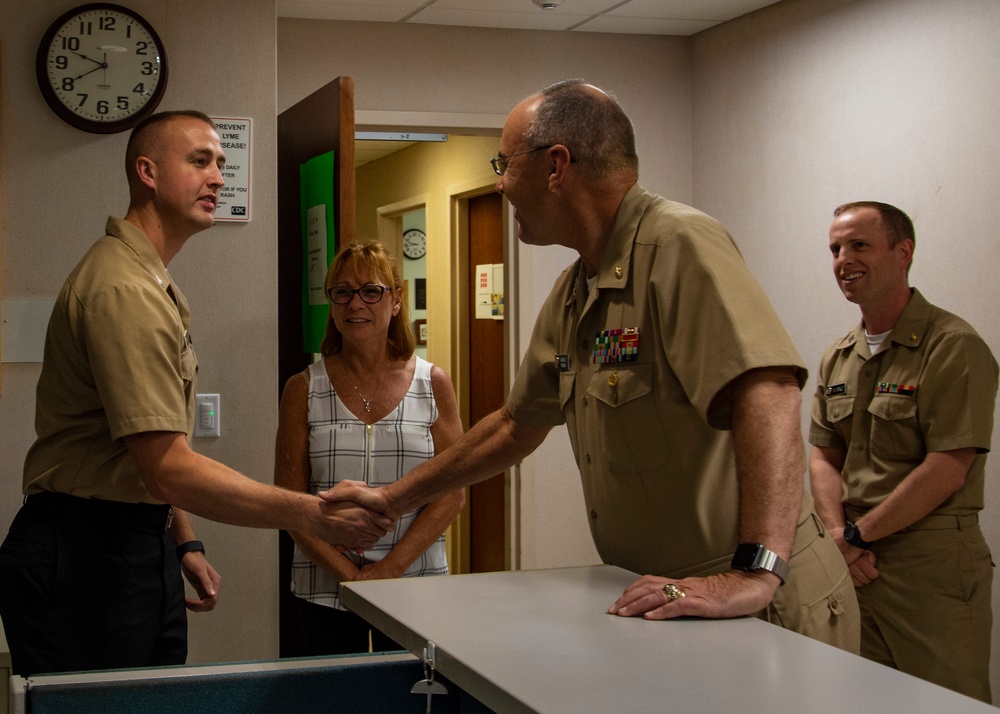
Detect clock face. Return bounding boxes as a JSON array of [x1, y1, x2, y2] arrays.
[[36, 4, 168, 134], [402, 228, 427, 260]]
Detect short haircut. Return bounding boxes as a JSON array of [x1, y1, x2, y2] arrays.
[[833, 201, 915, 248], [320, 240, 415, 359], [125, 110, 216, 187], [524, 79, 638, 177]]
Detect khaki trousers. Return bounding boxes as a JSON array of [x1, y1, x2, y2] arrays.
[[849, 511, 993, 704]]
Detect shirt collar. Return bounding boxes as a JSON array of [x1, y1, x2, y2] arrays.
[[836, 288, 929, 353], [564, 183, 651, 308], [105, 216, 173, 293], [595, 183, 650, 289]]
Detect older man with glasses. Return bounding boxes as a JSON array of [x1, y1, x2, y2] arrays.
[[331, 79, 859, 651]]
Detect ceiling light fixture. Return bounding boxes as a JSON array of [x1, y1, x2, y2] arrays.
[[531, 0, 561, 9]]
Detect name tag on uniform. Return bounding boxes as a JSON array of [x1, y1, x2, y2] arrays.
[[826, 383, 847, 396], [593, 327, 639, 364]]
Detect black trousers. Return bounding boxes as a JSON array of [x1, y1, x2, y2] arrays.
[[0, 492, 187, 676], [294, 594, 402, 656]]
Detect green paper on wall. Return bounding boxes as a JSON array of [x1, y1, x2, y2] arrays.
[[300, 151, 336, 353]]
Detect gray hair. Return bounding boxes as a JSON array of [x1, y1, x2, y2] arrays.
[[524, 79, 638, 178]]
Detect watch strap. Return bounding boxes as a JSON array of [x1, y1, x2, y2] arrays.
[[175, 540, 205, 560], [731, 543, 789, 584]]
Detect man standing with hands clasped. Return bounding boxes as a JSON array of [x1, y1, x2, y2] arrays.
[[330, 79, 859, 650], [810, 201, 997, 702], [0, 110, 391, 677]]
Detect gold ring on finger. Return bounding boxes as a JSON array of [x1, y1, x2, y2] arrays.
[[662, 583, 686, 602]]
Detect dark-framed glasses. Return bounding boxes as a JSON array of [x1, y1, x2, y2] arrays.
[[327, 284, 391, 304], [490, 144, 554, 175]]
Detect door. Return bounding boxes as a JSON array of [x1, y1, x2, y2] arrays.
[[275, 77, 355, 658], [466, 192, 507, 573]]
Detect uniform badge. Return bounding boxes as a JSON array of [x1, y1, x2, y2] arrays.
[[826, 383, 847, 396], [877, 382, 916, 396], [593, 327, 639, 364]]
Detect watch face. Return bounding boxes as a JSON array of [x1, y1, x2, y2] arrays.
[[36, 4, 168, 134], [402, 229, 427, 259], [844, 521, 868, 548]]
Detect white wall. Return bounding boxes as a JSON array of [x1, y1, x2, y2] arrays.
[[691, 0, 1000, 694], [0, 0, 279, 663]]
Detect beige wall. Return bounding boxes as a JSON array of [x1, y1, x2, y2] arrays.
[[690, 0, 1000, 694], [277, 19, 693, 203], [0, 0, 279, 663]]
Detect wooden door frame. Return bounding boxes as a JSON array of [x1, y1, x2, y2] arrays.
[[446, 178, 517, 573]]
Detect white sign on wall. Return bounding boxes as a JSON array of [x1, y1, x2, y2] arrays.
[[475, 263, 504, 320], [211, 117, 252, 222], [306, 205, 329, 306]]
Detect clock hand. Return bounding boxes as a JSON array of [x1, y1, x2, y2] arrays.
[[74, 63, 108, 81], [71, 51, 104, 66]]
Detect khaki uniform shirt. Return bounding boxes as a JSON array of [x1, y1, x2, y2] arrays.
[[507, 185, 807, 577], [809, 289, 997, 514], [23, 217, 198, 503]]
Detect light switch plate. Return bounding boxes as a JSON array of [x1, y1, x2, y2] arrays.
[[194, 393, 220, 438]]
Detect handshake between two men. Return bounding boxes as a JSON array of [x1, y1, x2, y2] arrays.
[[319, 480, 399, 552]]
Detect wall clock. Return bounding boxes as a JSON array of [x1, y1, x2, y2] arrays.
[[402, 228, 427, 260], [36, 3, 168, 134]]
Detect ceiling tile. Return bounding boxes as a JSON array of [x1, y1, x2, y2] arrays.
[[277, 0, 785, 36]]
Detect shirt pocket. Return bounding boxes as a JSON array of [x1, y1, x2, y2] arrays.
[[586, 364, 664, 472], [867, 394, 923, 461], [825, 394, 855, 425]]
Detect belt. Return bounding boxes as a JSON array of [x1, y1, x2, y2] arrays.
[[25, 491, 173, 531], [845, 504, 978, 532]]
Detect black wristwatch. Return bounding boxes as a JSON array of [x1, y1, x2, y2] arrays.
[[731, 543, 789, 584], [843, 521, 872, 550]]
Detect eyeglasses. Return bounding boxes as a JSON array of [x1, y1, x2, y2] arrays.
[[490, 145, 554, 176], [327, 284, 391, 304]]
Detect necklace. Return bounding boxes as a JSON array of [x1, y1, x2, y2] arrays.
[[351, 372, 386, 413]]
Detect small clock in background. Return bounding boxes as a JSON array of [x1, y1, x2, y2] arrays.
[[36, 3, 168, 134], [402, 228, 427, 260]]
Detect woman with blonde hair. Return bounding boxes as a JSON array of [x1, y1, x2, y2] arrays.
[[275, 240, 464, 654]]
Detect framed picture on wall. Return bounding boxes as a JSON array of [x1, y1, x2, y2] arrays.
[[414, 278, 427, 311], [415, 319, 427, 345]]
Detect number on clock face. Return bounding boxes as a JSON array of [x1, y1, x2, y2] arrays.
[[37, 5, 168, 133]]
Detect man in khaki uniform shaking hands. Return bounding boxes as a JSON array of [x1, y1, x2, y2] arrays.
[[0, 111, 391, 677], [332, 80, 858, 650], [810, 201, 998, 702]]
